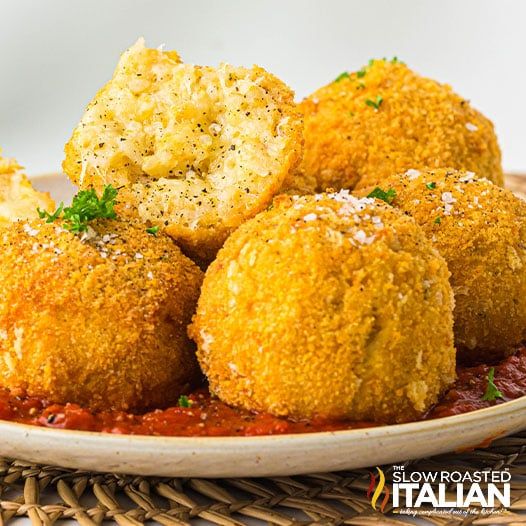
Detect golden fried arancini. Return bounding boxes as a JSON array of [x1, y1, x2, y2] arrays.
[[283, 58, 502, 193], [0, 218, 203, 411], [189, 192, 455, 423], [0, 150, 54, 224], [63, 39, 303, 263], [381, 168, 526, 363]]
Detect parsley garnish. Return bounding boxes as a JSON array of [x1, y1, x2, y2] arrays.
[[365, 95, 383, 110], [146, 226, 159, 236], [482, 367, 504, 402], [178, 395, 192, 408], [334, 71, 350, 82], [367, 187, 396, 204], [38, 202, 64, 223], [356, 68, 367, 78], [38, 185, 118, 233], [434, 217, 441, 224], [426, 182, 436, 190]]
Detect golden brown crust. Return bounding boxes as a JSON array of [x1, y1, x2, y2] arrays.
[[283, 59, 502, 194], [190, 192, 455, 423], [63, 39, 303, 263], [0, 218, 203, 411], [376, 168, 526, 362]]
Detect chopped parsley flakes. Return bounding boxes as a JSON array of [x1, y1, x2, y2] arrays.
[[178, 395, 192, 408], [367, 187, 396, 204], [146, 226, 159, 236], [482, 367, 504, 402], [38, 185, 118, 233], [334, 71, 350, 82], [365, 95, 383, 110], [434, 217, 441, 224], [426, 182, 437, 190]]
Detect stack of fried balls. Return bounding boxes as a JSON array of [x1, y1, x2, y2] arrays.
[[0, 40, 524, 424]]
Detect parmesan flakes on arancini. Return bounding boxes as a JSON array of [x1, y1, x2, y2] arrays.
[[190, 191, 456, 424], [381, 168, 526, 363]]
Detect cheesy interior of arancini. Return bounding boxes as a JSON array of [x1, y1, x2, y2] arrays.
[[65, 39, 301, 232]]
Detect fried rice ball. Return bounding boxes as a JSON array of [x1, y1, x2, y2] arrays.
[[283, 59, 502, 193], [0, 151, 55, 224], [0, 218, 203, 411], [63, 39, 303, 263], [378, 168, 526, 363], [189, 192, 456, 423]]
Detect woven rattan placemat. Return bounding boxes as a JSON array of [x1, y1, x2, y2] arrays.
[[1, 430, 526, 525]]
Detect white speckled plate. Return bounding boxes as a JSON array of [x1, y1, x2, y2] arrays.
[[1, 396, 525, 477], [0, 173, 524, 478]]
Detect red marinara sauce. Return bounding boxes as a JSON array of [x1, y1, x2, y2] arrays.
[[0, 347, 525, 437]]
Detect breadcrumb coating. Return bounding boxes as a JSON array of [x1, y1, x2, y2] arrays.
[[0, 150, 55, 225], [190, 191, 455, 423], [0, 218, 203, 411], [283, 59, 502, 193], [380, 168, 526, 362], [63, 39, 303, 263]]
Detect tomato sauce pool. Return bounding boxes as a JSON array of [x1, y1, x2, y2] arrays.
[[1, 347, 525, 437]]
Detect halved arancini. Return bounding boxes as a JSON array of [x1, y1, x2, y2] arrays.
[[63, 39, 303, 263]]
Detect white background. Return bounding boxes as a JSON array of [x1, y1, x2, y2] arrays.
[[0, 0, 525, 176]]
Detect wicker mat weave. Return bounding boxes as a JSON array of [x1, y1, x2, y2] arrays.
[[1, 431, 526, 526]]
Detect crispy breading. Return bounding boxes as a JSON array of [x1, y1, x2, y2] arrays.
[[0, 150, 55, 225], [377, 168, 526, 363], [189, 192, 455, 423], [283, 59, 502, 193], [63, 39, 303, 263], [0, 218, 203, 411]]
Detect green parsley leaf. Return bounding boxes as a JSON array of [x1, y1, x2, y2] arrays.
[[38, 202, 64, 223], [178, 395, 192, 408], [367, 187, 396, 205], [146, 226, 159, 236], [334, 71, 350, 82], [434, 216, 441, 224], [365, 95, 383, 110], [426, 182, 436, 190], [38, 185, 119, 233], [391, 56, 404, 64], [356, 68, 367, 78], [482, 367, 504, 402]]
